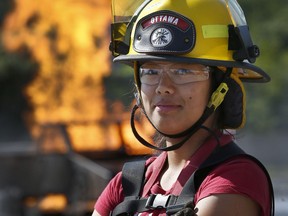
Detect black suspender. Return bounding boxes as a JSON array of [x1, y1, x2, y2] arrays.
[[122, 160, 146, 198], [112, 160, 147, 215], [111, 142, 274, 216]]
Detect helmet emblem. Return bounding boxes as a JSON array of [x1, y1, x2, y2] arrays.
[[151, 27, 172, 47], [133, 11, 196, 54]]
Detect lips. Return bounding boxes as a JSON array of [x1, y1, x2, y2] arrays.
[[154, 100, 182, 113], [156, 105, 181, 113]]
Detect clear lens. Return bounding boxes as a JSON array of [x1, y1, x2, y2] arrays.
[[140, 64, 210, 85], [111, 0, 153, 56], [112, 0, 145, 23], [226, 0, 247, 26]]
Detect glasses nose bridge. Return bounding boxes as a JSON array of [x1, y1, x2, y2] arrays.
[[161, 65, 171, 73], [157, 68, 174, 86], [159, 65, 173, 79]]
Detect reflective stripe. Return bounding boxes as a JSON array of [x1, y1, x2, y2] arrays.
[[202, 25, 228, 38]]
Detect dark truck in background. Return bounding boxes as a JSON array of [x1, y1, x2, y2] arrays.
[[0, 124, 146, 216]]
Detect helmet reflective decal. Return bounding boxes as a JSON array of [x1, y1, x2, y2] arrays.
[[141, 14, 190, 31], [151, 27, 172, 47]]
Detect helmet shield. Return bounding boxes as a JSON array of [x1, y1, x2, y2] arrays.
[[110, 0, 153, 56], [112, 0, 139, 23]]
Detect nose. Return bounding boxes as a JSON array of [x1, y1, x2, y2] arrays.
[[155, 72, 175, 95]]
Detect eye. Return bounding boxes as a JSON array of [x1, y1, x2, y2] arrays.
[[140, 68, 160, 76], [173, 68, 194, 75]]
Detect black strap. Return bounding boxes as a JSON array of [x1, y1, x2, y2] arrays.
[[130, 105, 214, 151], [122, 160, 146, 197], [111, 160, 147, 216], [166, 142, 246, 215], [111, 198, 148, 216], [112, 142, 275, 216], [244, 155, 275, 216], [178, 142, 274, 216], [185, 142, 246, 195]]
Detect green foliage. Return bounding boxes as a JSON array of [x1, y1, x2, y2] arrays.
[[239, 0, 288, 132]]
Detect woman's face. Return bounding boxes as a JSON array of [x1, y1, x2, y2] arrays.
[[139, 61, 212, 135]]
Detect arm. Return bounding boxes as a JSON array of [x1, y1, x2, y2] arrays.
[[195, 194, 260, 216], [194, 158, 271, 215], [94, 172, 124, 216]]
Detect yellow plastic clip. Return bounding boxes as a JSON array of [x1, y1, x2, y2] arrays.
[[208, 82, 229, 110]]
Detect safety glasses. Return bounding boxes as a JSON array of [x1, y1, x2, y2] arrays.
[[139, 63, 210, 85]]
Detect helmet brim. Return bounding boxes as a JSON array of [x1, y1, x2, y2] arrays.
[[114, 54, 270, 83]]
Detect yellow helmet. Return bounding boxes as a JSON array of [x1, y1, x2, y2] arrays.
[[110, 0, 270, 83]]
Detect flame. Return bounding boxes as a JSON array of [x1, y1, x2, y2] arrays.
[[1, 0, 153, 155], [2, 0, 110, 123], [24, 194, 67, 213], [38, 194, 67, 212]]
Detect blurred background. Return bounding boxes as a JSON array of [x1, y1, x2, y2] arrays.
[[0, 0, 287, 215]]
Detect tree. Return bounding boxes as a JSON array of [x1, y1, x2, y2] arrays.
[[240, 0, 288, 132]]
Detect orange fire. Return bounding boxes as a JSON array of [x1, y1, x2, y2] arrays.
[[1, 0, 153, 155]]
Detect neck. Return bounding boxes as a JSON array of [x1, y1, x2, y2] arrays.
[[165, 128, 213, 166], [159, 129, 214, 191]]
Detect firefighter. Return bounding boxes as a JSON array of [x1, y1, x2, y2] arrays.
[[92, 0, 274, 215]]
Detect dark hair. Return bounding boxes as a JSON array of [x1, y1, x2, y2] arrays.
[[210, 67, 225, 129], [210, 67, 244, 129]]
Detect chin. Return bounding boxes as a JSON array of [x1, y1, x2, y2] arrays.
[[155, 124, 186, 135]]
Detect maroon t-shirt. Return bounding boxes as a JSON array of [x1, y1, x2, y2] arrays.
[[95, 134, 270, 215]]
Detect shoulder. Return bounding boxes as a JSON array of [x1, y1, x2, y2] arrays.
[[94, 172, 124, 215], [195, 156, 271, 215], [94, 155, 159, 215]]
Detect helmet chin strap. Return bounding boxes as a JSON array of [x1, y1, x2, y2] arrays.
[[131, 68, 232, 152], [131, 104, 214, 151]]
